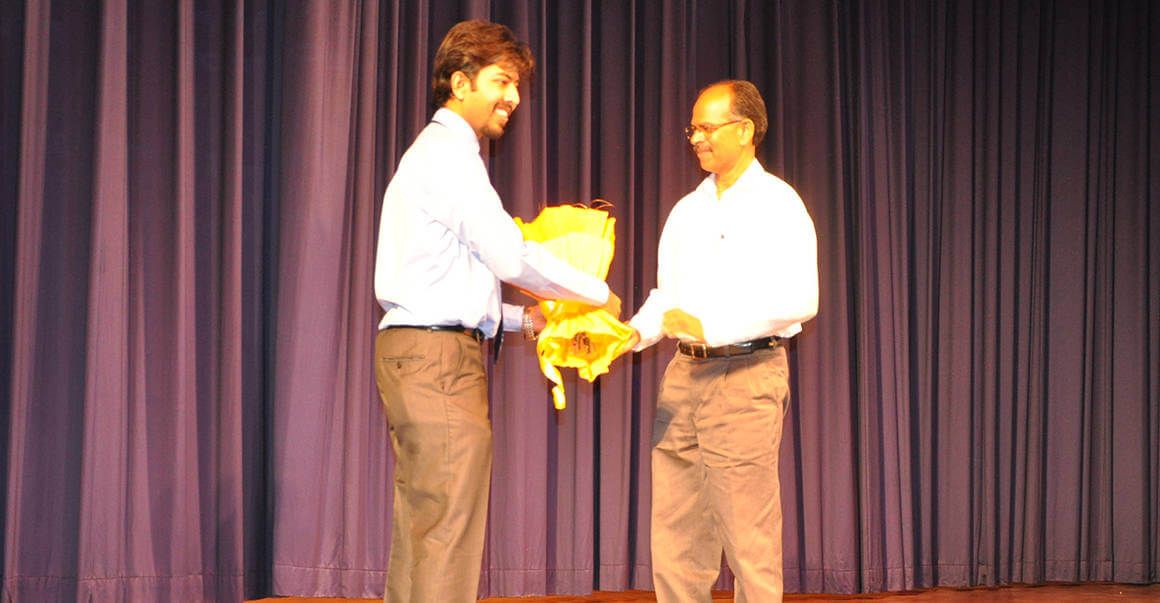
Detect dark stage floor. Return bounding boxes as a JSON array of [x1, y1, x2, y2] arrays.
[[250, 582, 1160, 602]]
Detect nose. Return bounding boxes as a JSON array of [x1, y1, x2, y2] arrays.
[[506, 84, 520, 110]]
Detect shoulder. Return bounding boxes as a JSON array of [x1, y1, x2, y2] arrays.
[[749, 167, 802, 200], [746, 167, 815, 229], [397, 123, 477, 179], [747, 167, 805, 209], [408, 121, 462, 155], [667, 177, 714, 220]]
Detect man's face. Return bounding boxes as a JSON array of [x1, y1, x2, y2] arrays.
[[687, 86, 746, 176], [458, 63, 521, 140]]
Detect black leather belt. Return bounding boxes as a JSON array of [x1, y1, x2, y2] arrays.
[[385, 324, 485, 342], [678, 336, 782, 359]]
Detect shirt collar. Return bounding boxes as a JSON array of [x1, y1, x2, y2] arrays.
[[431, 107, 481, 154], [697, 157, 765, 198]]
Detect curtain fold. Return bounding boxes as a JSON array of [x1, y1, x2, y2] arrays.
[[265, 1, 390, 597], [3, 1, 253, 600], [1, 1, 1157, 601]]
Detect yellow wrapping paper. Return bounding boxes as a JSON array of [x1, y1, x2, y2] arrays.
[[515, 204, 637, 409]]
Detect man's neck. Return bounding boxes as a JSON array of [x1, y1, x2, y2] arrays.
[[714, 154, 755, 197], [441, 100, 484, 140]]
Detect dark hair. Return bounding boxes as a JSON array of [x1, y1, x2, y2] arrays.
[[704, 79, 769, 147], [431, 20, 535, 109]]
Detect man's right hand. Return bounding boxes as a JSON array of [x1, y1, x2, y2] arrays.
[[601, 291, 622, 319], [609, 327, 640, 365], [524, 304, 547, 336]]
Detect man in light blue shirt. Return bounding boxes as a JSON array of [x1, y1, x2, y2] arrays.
[[373, 20, 618, 603]]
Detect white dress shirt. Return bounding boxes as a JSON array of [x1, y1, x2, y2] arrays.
[[375, 108, 610, 336], [629, 159, 818, 349]]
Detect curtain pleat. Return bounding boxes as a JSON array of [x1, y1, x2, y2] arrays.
[[0, 1, 1156, 601]]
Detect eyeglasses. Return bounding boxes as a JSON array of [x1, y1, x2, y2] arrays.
[[684, 119, 745, 140]]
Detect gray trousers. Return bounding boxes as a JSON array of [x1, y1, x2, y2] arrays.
[[375, 328, 491, 603], [651, 345, 789, 603]]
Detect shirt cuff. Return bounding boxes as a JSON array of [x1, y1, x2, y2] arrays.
[[501, 303, 525, 332]]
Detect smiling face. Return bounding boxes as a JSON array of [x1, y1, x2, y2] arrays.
[[688, 84, 751, 176], [450, 63, 521, 140]]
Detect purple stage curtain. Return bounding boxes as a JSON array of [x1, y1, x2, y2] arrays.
[[1, 1, 1157, 602]]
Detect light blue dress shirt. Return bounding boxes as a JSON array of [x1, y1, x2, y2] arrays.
[[375, 108, 610, 336]]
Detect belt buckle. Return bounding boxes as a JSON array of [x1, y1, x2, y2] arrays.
[[686, 342, 710, 359]]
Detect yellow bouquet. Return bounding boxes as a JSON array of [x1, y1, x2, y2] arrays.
[[515, 203, 637, 409]]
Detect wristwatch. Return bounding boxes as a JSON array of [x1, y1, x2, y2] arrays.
[[522, 308, 538, 341]]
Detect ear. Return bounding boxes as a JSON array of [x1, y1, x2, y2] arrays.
[[738, 119, 755, 146], [450, 70, 470, 101]]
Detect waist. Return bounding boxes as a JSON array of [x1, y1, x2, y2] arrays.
[[677, 336, 783, 359], [384, 324, 485, 342]]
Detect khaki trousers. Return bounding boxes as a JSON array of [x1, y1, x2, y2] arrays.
[[375, 328, 491, 603], [651, 345, 789, 603]]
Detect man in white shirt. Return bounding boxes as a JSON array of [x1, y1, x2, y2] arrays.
[[373, 20, 617, 603], [626, 81, 818, 602]]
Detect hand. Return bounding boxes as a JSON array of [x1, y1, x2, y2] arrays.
[[610, 328, 640, 365], [626, 327, 641, 350], [600, 291, 622, 318], [522, 305, 546, 340], [662, 308, 704, 342], [526, 305, 546, 333]]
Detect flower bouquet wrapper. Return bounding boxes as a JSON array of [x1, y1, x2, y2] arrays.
[[515, 203, 636, 409]]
